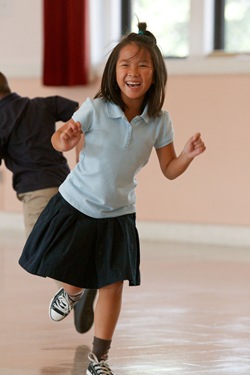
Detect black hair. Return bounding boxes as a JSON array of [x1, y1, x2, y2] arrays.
[[94, 22, 167, 117]]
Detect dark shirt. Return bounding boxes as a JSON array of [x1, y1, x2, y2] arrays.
[[0, 93, 78, 194]]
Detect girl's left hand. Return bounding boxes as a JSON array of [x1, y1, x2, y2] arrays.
[[183, 132, 206, 160]]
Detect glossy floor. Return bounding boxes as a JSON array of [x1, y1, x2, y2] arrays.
[[1, 231, 250, 375]]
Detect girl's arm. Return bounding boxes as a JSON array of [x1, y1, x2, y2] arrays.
[[156, 132, 206, 180], [51, 119, 83, 152]]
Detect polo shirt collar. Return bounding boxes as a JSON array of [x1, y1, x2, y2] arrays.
[[106, 101, 150, 124]]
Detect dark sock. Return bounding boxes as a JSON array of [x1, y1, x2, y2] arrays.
[[92, 336, 112, 361]]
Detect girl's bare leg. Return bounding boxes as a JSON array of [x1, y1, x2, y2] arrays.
[[94, 281, 124, 339]]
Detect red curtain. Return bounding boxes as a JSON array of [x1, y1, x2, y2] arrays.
[[43, 0, 89, 86]]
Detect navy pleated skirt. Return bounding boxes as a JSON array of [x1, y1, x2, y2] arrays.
[[19, 193, 140, 289]]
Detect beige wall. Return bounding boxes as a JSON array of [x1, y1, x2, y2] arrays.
[[137, 73, 250, 227], [1, 73, 249, 227]]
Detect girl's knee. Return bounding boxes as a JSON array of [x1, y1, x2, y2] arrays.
[[100, 281, 124, 297]]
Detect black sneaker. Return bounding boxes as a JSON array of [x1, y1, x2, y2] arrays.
[[49, 288, 77, 321], [74, 289, 97, 333], [86, 353, 115, 375]]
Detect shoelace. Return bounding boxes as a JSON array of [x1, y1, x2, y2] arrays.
[[53, 291, 72, 313], [88, 353, 115, 375]]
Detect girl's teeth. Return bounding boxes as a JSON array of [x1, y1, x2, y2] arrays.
[[127, 82, 140, 87]]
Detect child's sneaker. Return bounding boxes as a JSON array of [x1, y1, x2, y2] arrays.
[[86, 353, 116, 375], [49, 288, 77, 321]]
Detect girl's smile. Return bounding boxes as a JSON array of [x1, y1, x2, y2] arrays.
[[116, 43, 154, 107]]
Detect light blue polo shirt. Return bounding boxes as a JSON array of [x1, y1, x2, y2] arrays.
[[59, 98, 174, 218]]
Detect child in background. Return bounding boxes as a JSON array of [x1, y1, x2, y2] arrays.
[[0, 72, 96, 335], [0, 72, 78, 237], [19, 22, 206, 375]]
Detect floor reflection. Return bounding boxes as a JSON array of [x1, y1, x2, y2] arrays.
[[40, 345, 90, 375]]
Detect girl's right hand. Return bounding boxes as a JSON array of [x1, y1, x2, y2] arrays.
[[59, 119, 82, 151], [51, 119, 83, 152]]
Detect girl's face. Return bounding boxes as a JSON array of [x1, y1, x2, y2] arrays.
[[116, 43, 154, 108]]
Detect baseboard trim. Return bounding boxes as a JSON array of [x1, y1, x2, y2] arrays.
[[0, 212, 24, 232], [137, 221, 250, 248], [0, 212, 250, 248]]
